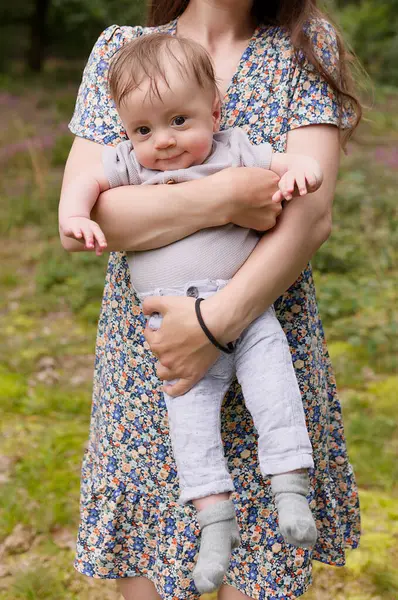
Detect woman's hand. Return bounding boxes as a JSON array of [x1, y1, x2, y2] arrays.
[[142, 295, 220, 397], [219, 167, 283, 230]]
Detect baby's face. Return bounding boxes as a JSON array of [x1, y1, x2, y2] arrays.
[[118, 68, 220, 172]]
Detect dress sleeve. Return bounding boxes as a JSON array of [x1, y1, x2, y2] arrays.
[[68, 25, 143, 146], [287, 20, 356, 132]]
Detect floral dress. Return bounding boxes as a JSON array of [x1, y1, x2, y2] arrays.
[[69, 18, 360, 600]]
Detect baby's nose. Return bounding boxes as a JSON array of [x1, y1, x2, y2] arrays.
[[154, 133, 176, 149]]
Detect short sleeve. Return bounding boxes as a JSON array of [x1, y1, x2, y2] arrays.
[[287, 20, 356, 132], [229, 128, 273, 170], [68, 25, 143, 146], [102, 141, 141, 187]]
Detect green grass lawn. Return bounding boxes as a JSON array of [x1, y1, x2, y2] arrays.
[[0, 70, 397, 599]]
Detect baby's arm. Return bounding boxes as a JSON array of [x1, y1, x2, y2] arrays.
[[269, 152, 323, 204], [59, 164, 110, 255]]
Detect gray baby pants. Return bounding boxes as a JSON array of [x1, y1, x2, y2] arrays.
[[141, 279, 314, 505]]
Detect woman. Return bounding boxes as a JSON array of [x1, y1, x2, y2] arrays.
[[61, 0, 362, 598]]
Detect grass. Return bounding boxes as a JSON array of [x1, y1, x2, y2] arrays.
[[0, 73, 397, 599]]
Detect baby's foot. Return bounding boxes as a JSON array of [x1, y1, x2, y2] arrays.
[[271, 472, 317, 548], [193, 500, 240, 594]]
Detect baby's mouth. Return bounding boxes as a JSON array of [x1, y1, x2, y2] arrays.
[[160, 152, 184, 161]]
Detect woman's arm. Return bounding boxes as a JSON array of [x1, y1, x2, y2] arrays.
[[144, 124, 339, 396], [60, 137, 282, 253], [206, 124, 339, 343]]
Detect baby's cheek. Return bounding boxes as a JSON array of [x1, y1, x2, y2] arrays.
[[190, 133, 213, 163], [135, 146, 155, 170]]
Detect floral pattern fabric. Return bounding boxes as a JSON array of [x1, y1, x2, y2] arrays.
[[69, 18, 360, 600]]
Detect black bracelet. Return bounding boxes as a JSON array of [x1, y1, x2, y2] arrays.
[[195, 298, 235, 354]]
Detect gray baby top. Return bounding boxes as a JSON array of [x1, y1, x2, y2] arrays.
[[102, 127, 273, 294]]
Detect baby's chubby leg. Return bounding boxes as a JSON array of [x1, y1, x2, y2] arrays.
[[235, 307, 317, 548], [147, 308, 240, 591], [162, 353, 239, 594]]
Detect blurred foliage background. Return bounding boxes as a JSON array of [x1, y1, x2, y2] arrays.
[[0, 0, 398, 81], [0, 1, 397, 599]]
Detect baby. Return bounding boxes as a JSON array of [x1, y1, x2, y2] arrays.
[[59, 34, 321, 594]]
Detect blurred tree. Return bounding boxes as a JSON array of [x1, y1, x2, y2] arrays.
[[335, 0, 398, 84], [29, 0, 51, 71], [0, 0, 145, 71], [0, 0, 397, 83], [0, 1, 32, 71], [48, 0, 145, 59]]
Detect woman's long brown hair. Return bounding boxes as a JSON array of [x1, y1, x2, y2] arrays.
[[146, 0, 362, 146]]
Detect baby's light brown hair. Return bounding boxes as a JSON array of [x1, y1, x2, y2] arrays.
[[108, 33, 219, 107]]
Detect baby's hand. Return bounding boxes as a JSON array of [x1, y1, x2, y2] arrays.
[[62, 217, 107, 256], [272, 156, 323, 203]]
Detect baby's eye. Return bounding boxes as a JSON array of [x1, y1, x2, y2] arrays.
[[172, 116, 186, 126], [137, 126, 150, 136]]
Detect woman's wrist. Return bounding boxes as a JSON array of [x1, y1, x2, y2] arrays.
[[195, 298, 235, 353], [200, 288, 249, 345]]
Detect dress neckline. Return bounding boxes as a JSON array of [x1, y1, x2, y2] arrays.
[[167, 17, 262, 104]]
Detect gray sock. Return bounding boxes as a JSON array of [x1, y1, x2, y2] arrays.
[[193, 500, 240, 594], [271, 472, 318, 548]]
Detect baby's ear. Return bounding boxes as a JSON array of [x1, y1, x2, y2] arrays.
[[212, 94, 222, 132]]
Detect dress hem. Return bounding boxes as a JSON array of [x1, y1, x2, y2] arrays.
[[73, 560, 313, 600], [73, 538, 360, 599]]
